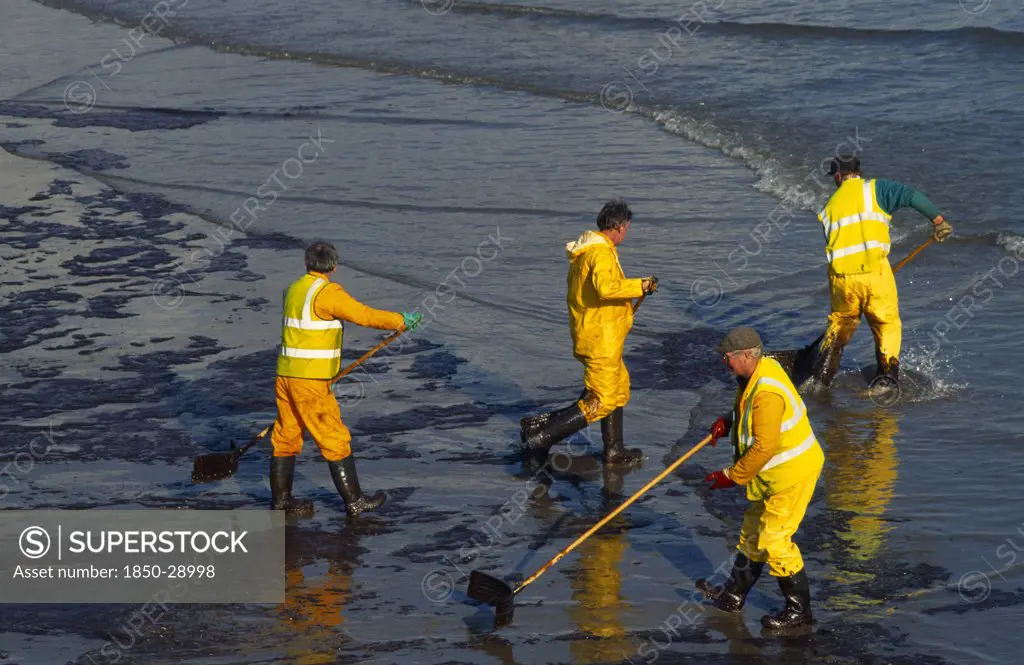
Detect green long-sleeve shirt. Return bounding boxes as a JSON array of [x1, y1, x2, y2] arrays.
[[873, 179, 942, 221]]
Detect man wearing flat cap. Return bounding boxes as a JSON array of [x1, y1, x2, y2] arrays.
[[697, 326, 825, 631], [812, 155, 953, 388]]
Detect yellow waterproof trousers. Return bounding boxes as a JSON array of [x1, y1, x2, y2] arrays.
[[576, 356, 630, 423], [823, 260, 902, 362], [271, 376, 351, 462], [737, 469, 822, 577]]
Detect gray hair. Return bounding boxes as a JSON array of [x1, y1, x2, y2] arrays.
[[596, 199, 633, 231], [305, 241, 338, 273]]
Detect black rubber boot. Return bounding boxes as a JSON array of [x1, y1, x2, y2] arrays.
[[269, 456, 314, 517], [522, 403, 588, 455], [761, 569, 812, 630], [519, 412, 552, 442], [871, 351, 901, 393], [520, 390, 588, 443], [601, 407, 643, 464], [810, 340, 844, 388], [696, 553, 765, 612], [327, 456, 386, 517]]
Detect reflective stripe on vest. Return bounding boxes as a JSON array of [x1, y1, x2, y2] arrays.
[[737, 376, 805, 442], [735, 358, 817, 481], [277, 275, 344, 379], [826, 239, 892, 263], [819, 178, 892, 275], [284, 318, 341, 330], [279, 347, 341, 359], [760, 432, 816, 472]]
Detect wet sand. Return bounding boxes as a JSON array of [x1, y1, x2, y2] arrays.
[[3, 0, 1024, 662]]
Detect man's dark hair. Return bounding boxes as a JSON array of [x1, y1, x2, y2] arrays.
[[305, 241, 339, 273], [828, 155, 861, 176], [596, 199, 633, 231]]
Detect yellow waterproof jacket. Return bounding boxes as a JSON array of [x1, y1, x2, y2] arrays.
[[731, 357, 825, 501], [277, 272, 404, 379], [819, 177, 892, 276], [565, 230, 644, 360]]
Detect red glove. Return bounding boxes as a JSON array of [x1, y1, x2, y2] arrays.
[[705, 470, 736, 490], [709, 416, 731, 445]]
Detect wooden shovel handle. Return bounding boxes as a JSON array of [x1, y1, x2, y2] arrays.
[[237, 424, 273, 455], [240, 329, 407, 456], [891, 236, 934, 273], [512, 434, 715, 595], [330, 329, 405, 384]]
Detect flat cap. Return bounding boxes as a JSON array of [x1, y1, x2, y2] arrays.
[[715, 326, 763, 354]]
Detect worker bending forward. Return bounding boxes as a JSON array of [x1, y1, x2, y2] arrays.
[[812, 155, 953, 388], [699, 327, 825, 630]]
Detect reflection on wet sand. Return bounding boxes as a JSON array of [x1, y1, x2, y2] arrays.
[[566, 464, 640, 664], [568, 528, 636, 663], [822, 408, 900, 610], [272, 525, 360, 665], [708, 612, 820, 665]]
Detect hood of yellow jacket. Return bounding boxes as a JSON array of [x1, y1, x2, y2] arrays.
[[565, 229, 611, 259]]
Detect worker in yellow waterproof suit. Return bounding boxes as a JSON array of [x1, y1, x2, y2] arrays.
[[811, 155, 953, 388], [520, 199, 658, 464], [270, 241, 422, 517], [697, 327, 825, 631]]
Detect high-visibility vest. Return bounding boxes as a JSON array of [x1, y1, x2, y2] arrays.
[[818, 177, 892, 275], [276, 274, 344, 379], [733, 357, 824, 501]]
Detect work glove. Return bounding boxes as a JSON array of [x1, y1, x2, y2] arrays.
[[401, 312, 423, 332], [705, 469, 736, 490], [642, 276, 659, 295], [932, 216, 953, 243], [709, 416, 731, 445]]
